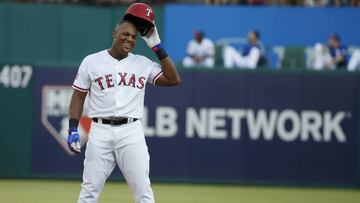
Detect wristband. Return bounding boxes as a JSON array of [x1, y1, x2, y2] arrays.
[[152, 44, 168, 61], [69, 118, 79, 129]]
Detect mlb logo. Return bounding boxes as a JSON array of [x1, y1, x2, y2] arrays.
[[41, 85, 90, 155]]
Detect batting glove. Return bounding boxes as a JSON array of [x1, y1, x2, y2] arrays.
[[67, 127, 81, 154], [141, 26, 161, 49]]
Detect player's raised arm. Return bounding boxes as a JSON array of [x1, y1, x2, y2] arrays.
[[141, 26, 181, 86]]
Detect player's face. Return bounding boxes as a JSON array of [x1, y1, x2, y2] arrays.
[[248, 32, 257, 44], [195, 34, 203, 43], [113, 22, 137, 54], [328, 37, 339, 48]]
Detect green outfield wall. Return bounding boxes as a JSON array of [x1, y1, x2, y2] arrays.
[[0, 3, 163, 66], [0, 64, 33, 177]]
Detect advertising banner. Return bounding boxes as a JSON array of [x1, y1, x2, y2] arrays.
[[144, 71, 358, 186], [32, 68, 359, 185]]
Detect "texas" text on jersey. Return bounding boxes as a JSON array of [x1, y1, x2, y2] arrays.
[[94, 72, 146, 90]]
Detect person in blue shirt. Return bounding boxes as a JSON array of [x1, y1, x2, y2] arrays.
[[328, 34, 348, 68], [223, 30, 265, 69], [313, 34, 348, 70]]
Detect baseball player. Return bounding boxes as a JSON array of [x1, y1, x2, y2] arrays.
[[182, 30, 215, 68], [67, 3, 180, 203]]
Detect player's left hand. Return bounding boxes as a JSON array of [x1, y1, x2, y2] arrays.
[[141, 25, 161, 49], [67, 127, 81, 154]]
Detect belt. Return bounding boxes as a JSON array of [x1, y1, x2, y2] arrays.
[[92, 117, 138, 126]]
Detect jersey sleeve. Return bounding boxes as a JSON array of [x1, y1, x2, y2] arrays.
[[72, 57, 91, 92], [147, 61, 163, 85], [187, 40, 195, 56]]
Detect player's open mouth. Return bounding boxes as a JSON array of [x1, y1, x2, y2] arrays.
[[123, 43, 132, 50]]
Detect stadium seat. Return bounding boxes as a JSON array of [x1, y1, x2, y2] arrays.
[[257, 55, 268, 69], [214, 44, 224, 66], [281, 47, 306, 69]]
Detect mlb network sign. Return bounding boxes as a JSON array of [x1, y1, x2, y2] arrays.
[[143, 106, 350, 143], [40, 86, 349, 154], [33, 68, 358, 185]]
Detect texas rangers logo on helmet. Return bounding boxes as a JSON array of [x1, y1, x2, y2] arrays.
[[41, 85, 90, 155]]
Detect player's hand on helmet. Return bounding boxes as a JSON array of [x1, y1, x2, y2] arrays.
[[141, 25, 161, 49], [67, 127, 81, 154]]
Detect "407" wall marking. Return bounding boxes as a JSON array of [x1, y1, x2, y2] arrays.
[[0, 65, 33, 88]]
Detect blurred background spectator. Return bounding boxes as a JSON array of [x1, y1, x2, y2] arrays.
[[204, 0, 240, 4], [89, 0, 136, 6], [2, 0, 360, 7], [350, 0, 360, 6], [303, 0, 330, 7], [223, 30, 266, 69], [310, 34, 348, 70], [182, 31, 215, 68], [3, 0, 157, 5]]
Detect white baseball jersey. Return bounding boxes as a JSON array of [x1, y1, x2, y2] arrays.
[[186, 38, 215, 58], [72, 50, 163, 119]]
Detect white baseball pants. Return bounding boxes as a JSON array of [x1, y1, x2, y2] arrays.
[[182, 56, 215, 68], [77, 120, 154, 203], [312, 43, 335, 70], [348, 49, 360, 71], [223, 46, 260, 69]]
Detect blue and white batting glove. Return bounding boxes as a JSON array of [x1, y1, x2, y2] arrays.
[[141, 25, 161, 49], [67, 127, 81, 154], [141, 25, 168, 61]]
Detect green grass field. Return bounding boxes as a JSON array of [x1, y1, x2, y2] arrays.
[[0, 179, 359, 203]]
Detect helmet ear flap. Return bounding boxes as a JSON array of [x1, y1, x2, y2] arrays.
[[124, 14, 154, 36]]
